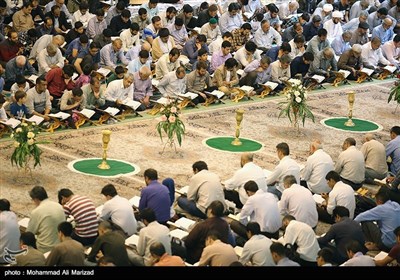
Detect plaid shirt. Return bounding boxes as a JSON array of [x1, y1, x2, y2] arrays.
[[231, 28, 249, 50]]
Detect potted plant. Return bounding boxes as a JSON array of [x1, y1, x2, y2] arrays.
[[388, 75, 400, 113]]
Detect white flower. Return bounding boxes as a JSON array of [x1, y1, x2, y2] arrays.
[[299, 85, 303, 90], [14, 141, 20, 148], [294, 91, 300, 97], [16, 128, 22, 133], [21, 123, 28, 127], [27, 139, 34, 145], [170, 107, 177, 113], [295, 97, 302, 103], [304, 92, 308, 99], [27, 132, 35, 139], [10, 133, 14, 138], [291, 79, 301, 86]]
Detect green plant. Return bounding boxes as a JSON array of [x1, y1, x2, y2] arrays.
[[10, 122, 44, 168], [388, 76, 400, 105], [156, 102, 185, 147], [278, 79, 315, 128]]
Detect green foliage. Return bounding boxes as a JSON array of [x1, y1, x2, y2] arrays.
[[156, 102, 185, 146], [278, 79, 315, 127], [10, 122, 45, 168], [388, 79, 400, 104]]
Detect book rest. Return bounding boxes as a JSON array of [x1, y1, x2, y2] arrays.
[[0, 124, 11, 138], [147, 103, 164, 115], [116, 107, 142, 120], [177, 97, 197, 110], [74, 113, 98, 129], [203, 95, 225, 107], [46, 117, 68, 132], [259, 85, 274, 98], [231, 88, 253, 102], [377, 69, 393, 80], [332, 72, 350, 87], [356, 72, 373, 83]]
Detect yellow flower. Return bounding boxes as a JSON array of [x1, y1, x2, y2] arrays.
[[14, 141, 20, 148], [16, 128, 22, 133], [21, 123, 28, 127], [27, 139, 34, 145], [27, 132, 35, 139]]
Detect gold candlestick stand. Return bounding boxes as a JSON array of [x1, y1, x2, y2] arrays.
[[231, 109, 245, 146], [344, 91, 355, 127], [98, 130, 112, 170]]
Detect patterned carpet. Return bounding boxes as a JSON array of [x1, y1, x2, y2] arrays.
[[0, 79, 398, 228]]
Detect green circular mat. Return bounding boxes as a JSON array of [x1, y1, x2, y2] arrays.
[[67, 158, 140, 178], [203, 137, 263, 153], [321, 117, 382, 133]]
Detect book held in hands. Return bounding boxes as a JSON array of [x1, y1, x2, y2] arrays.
[[0, 118, 21, 129]]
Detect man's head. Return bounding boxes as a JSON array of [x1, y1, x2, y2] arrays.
[[246, 222, 261, 239], [96, 8, 105, 22], [225, 57, 238, 71], [174, 17, 184, 30], [57, 221, 73, 241], [351, 44, 362, 57], [222, 32, 233, 44], [375, 190, 389, 205], [276, 142, 290, 159], [57, 188, 73, 205], [342, 31, 352, 43], [35, 75, 48, 93], [138, 65, 151, 80], [322, 48, 334, 60], [150, 242, 167, 261], [345, 240, 363, 259], [283, 175, 297, 189], [168, 48, 180, 62], [332, 11, 342, 24], [101, 184, 118, 199], [240, 23, 252, 36], [221, 40, 232, 56], [244, 180, 258, 197], [390, 126, 400, 139], [112, 39, 123, 52], [71, 88, 83, 103], [158, 28, 170, 43], [139, 208, 156, 225], [279, 54, 291, 69], [228, 2, 240, 16], [342, 137, 356, 151], [122, 72, 134, 88], [15, 55, 27, 68], [149, 0, 158, 9], [121, 9, 131, 23], [166, 6, 177, 19], [325, 171, 341, 189], [332, 206, 350, 223], [317, 248, 334, 266], [0, 198, 10, 212], [261, 20, 271, 33], [270, 242, 287, 265], [260, 56, 271, 70], [196, 60, 208, 76], [240, 153, 254, 167], [205, 200, 225, 218], [371, 37, 382, 50], [303, 52, 314, 65], [317, 28, 328, 42], [312, 15, 322, 27], [8, 30, 18, 44], [138, 7, 148, 20], [144, 168, 158, 185], [192, 161, 208, 174], [29, 186, 48, 205], [282, 214, 296, 230]]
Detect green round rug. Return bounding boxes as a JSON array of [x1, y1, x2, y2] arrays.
[[320, 117, 383, 133], [203, 137, 263, 153], [67, 158, 140, 178]]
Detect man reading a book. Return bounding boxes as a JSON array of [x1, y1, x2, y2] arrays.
[[26, 75, 52, 122]]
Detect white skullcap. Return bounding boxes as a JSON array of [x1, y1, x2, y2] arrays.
[[332, 11, 343, 18], [352, 44, 362, 53], [323, 4, 333, 12]]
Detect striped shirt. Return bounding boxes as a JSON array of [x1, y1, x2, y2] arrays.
[[63, 195, 98, 238]]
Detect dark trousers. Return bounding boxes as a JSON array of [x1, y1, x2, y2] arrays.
[[230, 220, 279, 246], [224, 189, 243, 209], [317, 206, 334, 224], [360, 221, 391, 252], [341, 177, 363, 191], [71, 231, 97, 247]]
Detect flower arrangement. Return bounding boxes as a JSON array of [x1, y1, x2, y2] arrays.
[[388, 74, 400, 111], [10, 122, 44, 169], [278, 79, 315, 129], [156, 102, 185, 147]]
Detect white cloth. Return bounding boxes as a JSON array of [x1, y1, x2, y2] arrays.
[[326, 181, 356, 219], [360, 139, 388, 175], [266, 156, 300, 193], [209, 37, 223, 55], [334, 146, 365, 184], [105, 79, 134, 103], [157, 71, 186, 98], [100, 195, 137, 236], [239, 190, 281, 234], [301, 149, 334, 194], [119, 29, 141, 52], [361, 41, 391, 68], [278, 184, 318, 228], [281, 220, 320, 262], [233, 46, 261, 69], [323, 19, 343, 43], [37, 48, 64, 75], [0, 211, 20, 262], [382, 40, 400, 67], [239, 234, 275, 266], [224, 162, 268, 205]]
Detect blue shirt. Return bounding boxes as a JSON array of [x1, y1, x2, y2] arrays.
[[372, 25, 395, 45], [139, 180, 171, 223], [77, 48, 100, 64], [387, 135, 400, 174], [10, 103, 29, 119], [65, 37, 88, 58], [354, 200, 400, 248]]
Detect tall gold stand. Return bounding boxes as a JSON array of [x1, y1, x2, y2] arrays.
[[98, 130, 112, 170], [231, 109, 244, 146], [344, 91, 355, 127]]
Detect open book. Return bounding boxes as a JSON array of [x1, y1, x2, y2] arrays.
[[311, 75, 325, 83], [169, 228, 189, 240], [373, 251, 388, 261], [75, 109, 95, 119], [228, 213, 241, 221], [240, 85, 254, 94], [48, 112, 71, 120], [96, 68, 112, 77], [129, 196, 140, 208], [95, 205, 104, 216], [176, 185, 189, 196], [170, 217, 196, 231], [125, 234, 139, 247], [155, 97, 171, 106], [234, 246, 243, 257], [207, 90, 225, 99], [25, 115, 44, 125], [313, 194, 325, 205], [27, 75, 39, 84], [236, 69, 245, 76], [151, 79, 160, 87], [263, 81, 279, 90], [18, 217, 30, 229], [178, 92, 198, 100], [384, 65, 397, 73], [103, 107, 120, 116], [338, 70, 351, 78], [360, 68, 374, 76], [71, 73, 79, 81], [122, 99, 141, 111], [374, 178, 387, 186], [0, 118, 21, 129]]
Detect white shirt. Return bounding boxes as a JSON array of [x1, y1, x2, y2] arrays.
[[278, 184, 318, 228], [219, 12, 243, 34], [340, 252, 375, 266], [266, 156, 300, 193], [280, 220, 320, 262], [29, 34, 52, 59], [73, 10, 95, 29], [253, 27, 282, 49], [361, 41, 391, 68], [119, 29, 141, 52], [360, 139, 388, 175], [155, 53, 180, 80], [239, 190, 281, 234], [382, 40, 400, 67], [326, 181, 356, 219], [105, 79, 134, 103], [157, 71, 186, 98], [200, 23, 221, 44], [100, 195, 137, 236], [0, 211, 20, 262], [188, 169, 226, 213], [335, 146, 365, 184], [209, 37, 223, 55], [301, 149, 334, 194], [37, 48, 64, 75], [323, 19, 343, 43], [289, 39, 305, 59], [224, 162, 268, 205], [233, 46, 262, 69], [240, 234, 275, 266]]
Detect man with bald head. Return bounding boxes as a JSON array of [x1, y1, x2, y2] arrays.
[[361, 37, 391, 72], [133, 66, 153, 111], [224, 153, 267, 209], [338, 44, 363, 80], [372, 18, 395, 45], [100, 38, 129, 71], [4, 55, 37, 90], [301, 140, 334, 194], [361, 134, 388, 184], [309, 47, 338, 82]]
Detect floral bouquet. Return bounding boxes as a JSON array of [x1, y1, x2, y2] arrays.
[[10, 122, 44, 168], [278, 79, 315, 128], [156, 101, 185, 147]]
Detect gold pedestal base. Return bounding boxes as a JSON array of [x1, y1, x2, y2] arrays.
[[231, 138, 242, 146], [344, 119, 355, 127], [98, 160, 110, 170]]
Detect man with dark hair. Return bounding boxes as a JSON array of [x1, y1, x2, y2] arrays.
[[198, 230, 238, 266], [341, 240, 375, 266], [306, 28, 330, 56], [0, 199, 20, 264], [132, 7, 150, 31], [46, 64, 76, 108], [318, 206, 366, 264], [120, 22, 140, 52], [152, 28, 176, 61], [92, 27, 112, 49], [167, 17, 188, 49], [265, 42, 292, 62], [303, 15, 322, 41], [338, 44, 363, 80], [197, 4, 219, 27], [186, 60, 216, 104], [14, 232, 46, 266], [270, 242, 300, 266], [26, 75, 52, 122], [139, 169, 171, 225], [65, 34, 89, 63], [0, 30, 23, 66], [87, 8, 107, 39], [64, 21, 84, 45], [155, 47, 180, 80], [375, 226, 400, 266], [99, 184, 137, 236], [151, 242, 185, 266], [74, 41, 100, 75], [110, 9, 131, 36], [290, 52, 314, 79], [182, 34, 209, 64], [177, 160, 226, 219], [317, 248, 335, 266], [219, 2, 243, 33], [354, 190, 400, 251], [335, 137, 365, 190], [27, 186, 65, 253], [317, 171, 355, 224], [143, 15, 162, 45], [387, 126, 400, 174], [45, 222, 85, 266], [58, 188, 98, 246]]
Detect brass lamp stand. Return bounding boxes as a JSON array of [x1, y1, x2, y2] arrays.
[[344, 91, 355, 127], [231, 109, 245, 146], [98, 130, 112, 170]]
